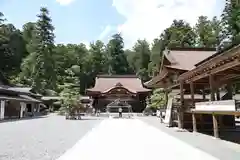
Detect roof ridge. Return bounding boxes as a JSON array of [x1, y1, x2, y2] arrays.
[[97, 75, 138, 78], [168, 47, 216, 51]]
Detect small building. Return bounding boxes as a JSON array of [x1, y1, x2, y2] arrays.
[[8, 87, 43, 113], [0, 74, 42, 120], [0, 86, 41, 120], [86, 75, 150, 112]]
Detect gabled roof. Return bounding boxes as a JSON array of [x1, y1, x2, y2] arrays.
[[87, 75, 150, 93], [163, 48, 216, 71]]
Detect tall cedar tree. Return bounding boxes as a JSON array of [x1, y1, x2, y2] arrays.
[[21, 7, 56, 93], [107, 33, 130, 75]]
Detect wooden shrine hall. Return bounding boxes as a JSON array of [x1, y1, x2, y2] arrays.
[[145, 46, 240, 140], [178, 44, 240, 138], [144, 47, 216, 124], [86, 75, 150, 112]]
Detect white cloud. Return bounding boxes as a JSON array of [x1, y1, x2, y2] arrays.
[[98, 25, 113, 40], [56, 0, 75, 5], [112, 0, 219, 48]]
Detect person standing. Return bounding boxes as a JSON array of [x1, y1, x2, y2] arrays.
[[118, 107, 122, 118]]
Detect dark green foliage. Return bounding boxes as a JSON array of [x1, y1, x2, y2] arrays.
[[0, 2, 239, 96]]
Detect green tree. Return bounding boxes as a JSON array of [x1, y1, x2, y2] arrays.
[[221, 0, 240, 46], [149, 38, 164, 77], [107, 33, 131, 74], [89, 40, 107, 75], [0, 12, 6, 24], [149, 88, 166, 109], [130, 39, 151, 81], [20, 7, 56, 93], [194, 16, 221, 48], [0, 14, 27, 78], [167, 20, 196, 48]]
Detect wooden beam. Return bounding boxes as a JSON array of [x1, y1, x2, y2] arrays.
[[192, 113, 197, 132], [186, 59, 240, 83], [228, 68, 240, 74], [212, 114, 219, 138], [219, 74, 240, 82], [187, 110, 240, 116]]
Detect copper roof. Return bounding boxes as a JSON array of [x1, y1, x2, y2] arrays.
[[195, 44, 240, 66], [87, 75, 150, 93], [145, 48, 216, 88], [164, 48, 216, 70]]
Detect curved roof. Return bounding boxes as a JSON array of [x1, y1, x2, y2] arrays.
[[87, 75, 150, 93]]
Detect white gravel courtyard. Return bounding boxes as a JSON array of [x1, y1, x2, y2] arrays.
[[0, 115, 101, 160], [57, 118, 219, 160], [2, 115, 238, 160]]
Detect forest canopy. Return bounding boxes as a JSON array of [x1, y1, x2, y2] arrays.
[[0, 0, 239, 95]]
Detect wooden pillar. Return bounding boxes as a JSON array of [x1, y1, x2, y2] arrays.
[[202, 89, 206, 100], [190, 82, 195, 107], [216, 89, 220, 100], [20, 102, 26, 118], [0, 100, 5, 120], [219, 115, 224, 129], [165, 91, 168, 106], [31, 103, 35, 116], [192, 113, 197, 132], [212, 114, 219, 138], [37, 104, 40, 112], [226, 84, 233, 99], [209, 75, 215, 101], [178, 81, 184, 129], [199, 114, 204, 130]]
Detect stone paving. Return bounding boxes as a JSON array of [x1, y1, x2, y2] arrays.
[[0, 115, 101, 160]]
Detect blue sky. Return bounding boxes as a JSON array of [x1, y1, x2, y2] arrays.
[[0, 0, 225, 48]]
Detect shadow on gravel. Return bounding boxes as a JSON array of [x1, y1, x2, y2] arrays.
[[65, 118, 102, 121], [0, 115, 47, 124]]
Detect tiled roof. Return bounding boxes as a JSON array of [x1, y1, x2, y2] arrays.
[[87, 75, 150, 93]]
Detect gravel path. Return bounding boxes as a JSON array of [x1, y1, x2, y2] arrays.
[[0, 115, 102, 160]]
